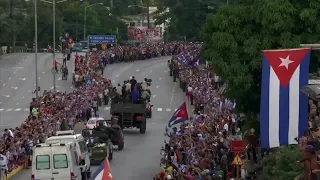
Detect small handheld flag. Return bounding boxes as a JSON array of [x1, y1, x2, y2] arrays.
[[260, 48, 310, 148]]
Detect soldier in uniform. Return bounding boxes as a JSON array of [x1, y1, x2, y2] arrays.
[[172, 64, 178, 82], [169, 60, 173, 76]]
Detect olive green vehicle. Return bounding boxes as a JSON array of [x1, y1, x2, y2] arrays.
[[110, 102, 147, 134], [82, 129, 113, 164]]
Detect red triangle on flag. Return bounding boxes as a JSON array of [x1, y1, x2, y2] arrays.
[[102, 158, 113, 180], [175, 102, 189, 120]]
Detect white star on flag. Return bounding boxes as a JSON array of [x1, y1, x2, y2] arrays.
[[278, 55, 294, 69]]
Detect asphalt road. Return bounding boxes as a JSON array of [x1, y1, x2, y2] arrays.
[[0, 53, 75, 132], [9, 55, 194, 180]]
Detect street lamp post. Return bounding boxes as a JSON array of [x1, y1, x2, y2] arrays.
[[84, 3, 104, 40], [128, 5, 150, 28], [39, 0, 67, 92], [34, 0, 39, 98], [53, 0, 56, 92]]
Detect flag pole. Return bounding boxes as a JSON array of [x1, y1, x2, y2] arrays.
[[187, 102, 193, 160]]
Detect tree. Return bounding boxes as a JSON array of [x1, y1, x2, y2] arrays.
[[153, 0, 219, 41], [263, 146, 303, 180], [201, 0, 320, 116], [0, 0, 141, 51]]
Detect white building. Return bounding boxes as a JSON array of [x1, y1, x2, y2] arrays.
[[121, 6, 169, 36]]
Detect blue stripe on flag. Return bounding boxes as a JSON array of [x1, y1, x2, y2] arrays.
[[298, 53, 310, 137], [91, 160, 105, 179], [260, 56, 270, 148], [279, 82, 289, 146]]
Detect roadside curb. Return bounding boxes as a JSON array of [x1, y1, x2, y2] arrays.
[[6, 166, 23, 180]]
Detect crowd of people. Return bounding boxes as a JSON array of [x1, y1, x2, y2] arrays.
[[1, 51, 111, 174], [103, 42, 190, 63], [155, 43, 254, 180]]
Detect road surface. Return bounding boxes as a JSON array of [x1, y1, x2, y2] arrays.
[[0, 53, 75, 132], [11, 56, 194, 180]]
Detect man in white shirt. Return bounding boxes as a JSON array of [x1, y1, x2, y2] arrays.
[[187, 85, 193, 101], [104, 88, 109, 105], [0, 153, 8, 180], [223, 122, 229, 131], [74, 74, 80, 88], [4, 129, 13, 141]]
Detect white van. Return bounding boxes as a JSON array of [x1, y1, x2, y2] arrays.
[[45, 130, 91, 178], [31, 142, 83, 180]]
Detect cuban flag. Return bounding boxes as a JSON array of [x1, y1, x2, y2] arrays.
[[194, 59, 200, 66], [260, 48, 311, 148], [165, 102, 189, 136], [91, 158, 114, 180]]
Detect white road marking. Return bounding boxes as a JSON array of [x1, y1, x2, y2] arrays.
[[70, 86, 73, 89], [58, 77, 61, 80], [33, 84, 36, 86], [112, 80, 115, 83], [104, 107, 110, 110], [145, 74, 148, 77], [42, 72, 45, 74], [166, 108, 171, 112], [136, 69, 140, 72], [28, 90, 32, 92], [152, 95, 156, 98], [8, 77, 11, 80], [170, 82, 177, 106], [6, 109, 12, 112], [20, 78, 26, 80], [38, 77, 40, 80], [15, 108, 21, 112], [22, 96, 24, 99], [3, 95, 10, 98], [164, 70, 167, 73], [11, 87, 18, 90], [157, 108, 163, 112], [16, 103, 19, 105], [159, 77, 162, 80], [13, 71, 16, 74], [156, 86, 159, 88], [116, 75, 119, 77], [13, 67, 24, 69], [24, 108, 29, 111], [0, 109, 3, 111], [2, 83, 5, 86]]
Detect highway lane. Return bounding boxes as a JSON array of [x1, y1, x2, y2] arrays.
[[11, 56, 193, 180], [0, 53, 75, 131]]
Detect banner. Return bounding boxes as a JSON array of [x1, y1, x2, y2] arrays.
[[127, 26, 162, 42]]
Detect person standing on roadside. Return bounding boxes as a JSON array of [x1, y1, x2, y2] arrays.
[[0, 151, 8, 180], [104, 87, 109, 105]]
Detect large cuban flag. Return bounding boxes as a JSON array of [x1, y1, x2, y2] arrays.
[[165, 102, 189, 136], [91, 158, 114, 180], [260, 48, 311, 148]]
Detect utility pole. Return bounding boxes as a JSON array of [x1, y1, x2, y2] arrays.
[[34, 0, 39, 98], [110, 0, 113, 7], [146, 0, 150, 28], [76, 21, 78, 41], [53, 0, 56, 92]]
